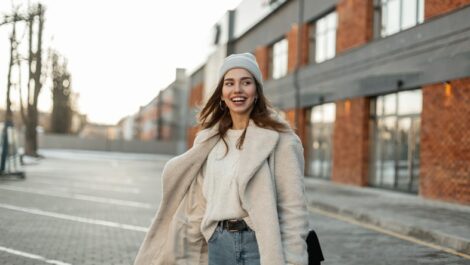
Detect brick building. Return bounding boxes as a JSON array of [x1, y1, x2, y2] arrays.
[[186, 0, 470, 205], [129, 68, 189, 153]]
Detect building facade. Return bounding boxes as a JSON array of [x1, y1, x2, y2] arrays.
[[131, 68, 189, 152], [186, 0, 470, 205]]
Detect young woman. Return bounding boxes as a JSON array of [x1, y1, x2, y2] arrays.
[[134, 53, 309, 265]]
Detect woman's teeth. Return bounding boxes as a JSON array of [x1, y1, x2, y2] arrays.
[[231, 97, 246, 102]]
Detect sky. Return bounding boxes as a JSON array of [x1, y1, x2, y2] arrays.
[[0, 0, 242, 125]]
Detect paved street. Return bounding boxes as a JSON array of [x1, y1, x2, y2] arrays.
[[0, 150, 468, 265], [309, 213, 468, 265]]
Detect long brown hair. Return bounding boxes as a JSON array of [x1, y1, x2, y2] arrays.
[[198, 73, 289, 153]]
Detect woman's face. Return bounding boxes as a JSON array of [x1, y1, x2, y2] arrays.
[[221, 68, 258, 118]]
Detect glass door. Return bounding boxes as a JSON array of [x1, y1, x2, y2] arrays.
[[307, 103, 336, 179], [370, 89, 422, 193]]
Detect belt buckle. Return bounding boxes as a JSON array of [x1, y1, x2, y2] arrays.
[[226, 220, 240, 232]]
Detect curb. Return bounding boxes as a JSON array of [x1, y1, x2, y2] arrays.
[[306, 200, 470, 256]]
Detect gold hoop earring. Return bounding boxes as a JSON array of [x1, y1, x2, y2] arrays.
[[219, 100, 226, 111]]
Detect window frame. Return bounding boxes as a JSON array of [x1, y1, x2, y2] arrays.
[[309, 11, 338, 64], [268, 37, 289, 80], [379, 0, 424, 38]]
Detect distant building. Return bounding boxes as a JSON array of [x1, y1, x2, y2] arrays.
[[127, 68, 189, 152], [136, 97, 158, 141], [79, 123, 118, 140], [117, 115, 137, 141]]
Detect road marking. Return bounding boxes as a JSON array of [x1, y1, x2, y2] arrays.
[[0, 203, 149, 232], [28, 179, 141, 194], [0, 186, 153, 209], [308, 205, 470, 260], [0, 245, 72, 265], [39, 149, 172, 162], [33, 174, 136, 185]]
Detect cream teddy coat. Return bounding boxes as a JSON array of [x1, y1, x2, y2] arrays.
[[133, 119, 309, 265]]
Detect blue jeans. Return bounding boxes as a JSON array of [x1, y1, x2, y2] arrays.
[[208, 225, 260, 265]]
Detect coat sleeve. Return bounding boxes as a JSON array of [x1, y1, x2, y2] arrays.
[[274, 133, 309, 265]]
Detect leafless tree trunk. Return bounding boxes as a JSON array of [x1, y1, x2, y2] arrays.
[[5, 15, 16, 123], [23, 4, 44, 156]]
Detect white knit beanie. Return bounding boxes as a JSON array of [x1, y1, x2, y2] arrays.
[[218, 53, 263, 86]]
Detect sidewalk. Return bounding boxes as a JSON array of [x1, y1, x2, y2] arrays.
[[304, 178, 470, 256]]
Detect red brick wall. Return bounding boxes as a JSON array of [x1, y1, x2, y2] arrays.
[[287, 26, 297, 73], [255, 46, 269, 81], [284, 108, 307, 146], [186, 82, 204, 148], [284, 108, 308, 167], [336, 0, 373, 53], [189, 82, 204, 108], [331, 98, 370, 186], [301, 23, 309, 67], [425, 0, 470, 20], [420, 78, 470, 204], [287, 23, 309, 73]]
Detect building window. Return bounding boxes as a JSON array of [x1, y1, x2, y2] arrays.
[[370, 89, 422, 193], [269, 38, 288, 79], [306, 103, 336, 179], [380, 0, 424, 37], [311, 11, 337, 63]]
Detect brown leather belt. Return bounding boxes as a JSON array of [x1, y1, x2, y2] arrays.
[[219, 219, 249, 232]]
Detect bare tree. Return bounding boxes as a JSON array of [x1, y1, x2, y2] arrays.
[[22, 3, 45, 156], [50, 51, 72, 134], [5, 14, 17, 124]]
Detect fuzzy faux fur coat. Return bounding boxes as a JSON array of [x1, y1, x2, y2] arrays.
[[133, 119, 309, 265]]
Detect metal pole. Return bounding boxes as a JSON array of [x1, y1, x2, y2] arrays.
[[294, 0, 304, 131]]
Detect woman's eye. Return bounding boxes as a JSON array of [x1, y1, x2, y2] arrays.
[[243, 81, 251, 85], [224, 82, 233, 86]]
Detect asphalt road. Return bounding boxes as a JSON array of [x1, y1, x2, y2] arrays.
[[0, 150, 468, 265]]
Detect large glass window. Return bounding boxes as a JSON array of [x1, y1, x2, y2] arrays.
[[307, 103, 336, 179], [370, 89, 422, 193], [269, 38, 288, 79], [312, 11, 337, 63], [381, 0, 424, 37]]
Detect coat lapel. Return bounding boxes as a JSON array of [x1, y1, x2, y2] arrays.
[[237, 121, 279, 194]]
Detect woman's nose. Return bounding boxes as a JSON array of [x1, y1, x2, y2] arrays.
[[234, 82, 242, 92]]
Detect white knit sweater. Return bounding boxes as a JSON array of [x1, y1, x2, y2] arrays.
[[200, 129, 254, 241]]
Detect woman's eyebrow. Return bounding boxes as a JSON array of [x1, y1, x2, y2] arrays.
[[224, 76, 253, 81]]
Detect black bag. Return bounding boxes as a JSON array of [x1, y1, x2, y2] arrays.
[[306, 230, 324, 265]]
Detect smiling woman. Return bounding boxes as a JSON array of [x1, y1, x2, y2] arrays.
[[133, 53, 310, 265]]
